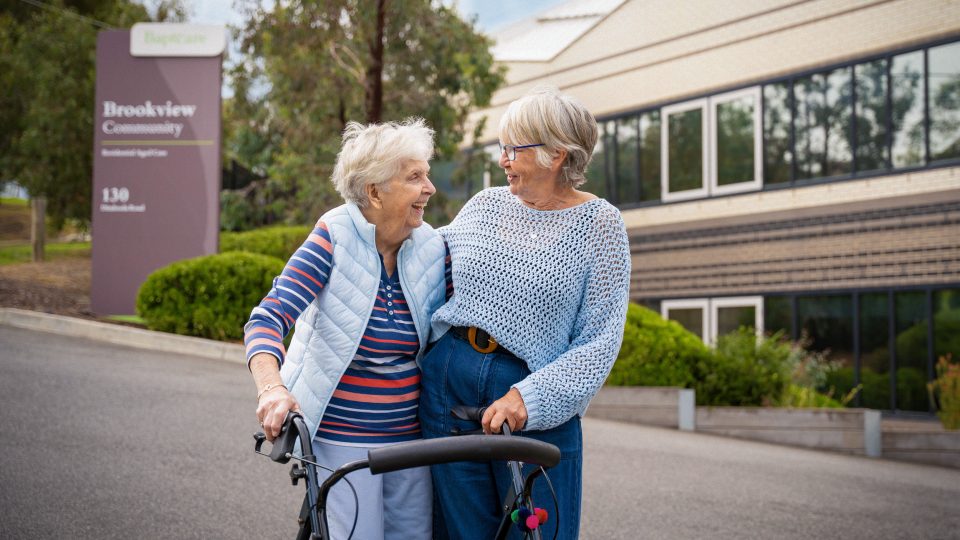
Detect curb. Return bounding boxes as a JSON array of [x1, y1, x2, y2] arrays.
[[0, 308, 245, 364]]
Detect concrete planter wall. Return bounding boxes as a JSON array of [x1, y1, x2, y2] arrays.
[[589, 386, 960, 468], [695, 406, 880, 457]]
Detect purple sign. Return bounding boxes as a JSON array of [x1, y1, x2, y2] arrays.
[[91, 30, 221, 315]]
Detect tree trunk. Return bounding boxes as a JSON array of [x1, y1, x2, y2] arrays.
[[31, 196, 46, 263], [365, 0, 386, 123]]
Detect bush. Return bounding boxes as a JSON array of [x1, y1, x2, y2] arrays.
[[220, 225, 312, 261], [778, 384, 844, 408], [136, 252, 284, 341], [694, 328, 794, 406], [607, 304, 709, 387], [928, 355, 960, 430]]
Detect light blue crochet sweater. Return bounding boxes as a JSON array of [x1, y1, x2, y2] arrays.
[[433, 187, 632, 431]]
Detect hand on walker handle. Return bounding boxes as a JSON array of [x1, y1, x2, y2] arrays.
[[482, 388, 527, 434], [257, 386, 301, 442]]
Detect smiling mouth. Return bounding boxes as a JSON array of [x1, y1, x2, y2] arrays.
[[507, 174, 518, 182], [412, 202, 427, 211]]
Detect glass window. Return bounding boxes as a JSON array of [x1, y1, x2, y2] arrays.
[[891, 51, 925, 168], [711, 296, 763, 343], [763, 82, 792, 185], [894, 291, 929, 411], [483, 144, 505, 188], [859, 293, 891, 410], [855, 59, 888, 172], [638, 110, 661, 202], [929, 42, 960, 161], [933, 288, 960, 361], [712, 88, 761, 194], [764, 296, 791, 338], [799, 295, 855, 403], [662, 299, 708, 341], [668, 308, 705, 340], [615, 116, 640, 204], [794, 68, 853, 180], [662, 100, 707, 201], [586, 121, 610, 199]]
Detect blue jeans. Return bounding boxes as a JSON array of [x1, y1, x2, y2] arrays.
[[419, 331, 582, 540]]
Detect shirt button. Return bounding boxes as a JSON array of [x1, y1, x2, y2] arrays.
[[387, 293, 392, 298], [388, 311, 394, 315], [386, 286, 392, 290], [387, 301, 393, 306]]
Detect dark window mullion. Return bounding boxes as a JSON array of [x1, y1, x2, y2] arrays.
[[853, 291, 862, 407], [789, 79, 797, 185], [924, 48, 930, 164], [885, 56, 893, 170], [790, 295, 798, 341], [852, 65, 859, 173], [926, 288, 934, 412], [889, 290, 897, 411], [633, 115, 641, 204]]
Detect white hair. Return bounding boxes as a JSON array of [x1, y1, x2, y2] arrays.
[[498, 86, 598, 188], [331, 118, 435, 207]]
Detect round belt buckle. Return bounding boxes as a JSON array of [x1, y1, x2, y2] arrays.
[[467, 327, 498, 354]]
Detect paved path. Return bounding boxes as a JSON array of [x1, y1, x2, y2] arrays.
[[2, 325, 958, 539]]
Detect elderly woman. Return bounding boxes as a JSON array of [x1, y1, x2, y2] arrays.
[[246, 118, 447, 540], [420, 87, 631, 539]]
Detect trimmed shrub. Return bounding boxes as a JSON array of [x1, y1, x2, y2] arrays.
[[607, 304, 709, 387], [693, 328, 794, 406], [220, 225, 312, 261], [136, 252, 284, 341]]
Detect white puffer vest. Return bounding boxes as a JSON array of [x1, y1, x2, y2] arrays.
[[280, 203, 447, 442]]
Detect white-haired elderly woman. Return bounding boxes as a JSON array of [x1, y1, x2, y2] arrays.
[[246, 118, 448, 540], [420, 87, 631, 539]]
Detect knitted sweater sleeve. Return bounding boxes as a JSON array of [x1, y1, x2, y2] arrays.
[[512, 207, 632, 431]]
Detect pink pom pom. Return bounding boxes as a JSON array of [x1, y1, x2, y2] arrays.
[[526, 515, 540, 530]]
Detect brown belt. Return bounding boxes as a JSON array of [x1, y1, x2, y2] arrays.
[[450, 326, 512, 355]]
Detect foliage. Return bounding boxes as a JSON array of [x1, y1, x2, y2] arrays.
[[0, 1, 183, 230], [0, 241, 90, 265], [778, 384, 844, 408], [136, 252, 284, 341], [229, 0, 505, 223], [694, 328, 795, 406], [928, 355, 960, 430], [607, 304, 709, 387], [220, 225, 312, 261]]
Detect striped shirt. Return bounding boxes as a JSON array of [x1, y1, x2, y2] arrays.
[[244, 220, 452, 446]]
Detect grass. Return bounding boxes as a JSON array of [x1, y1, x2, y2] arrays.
[[103, 314, 147, 326], [0, 241, 91, 265], [0, 197, 28, 206]]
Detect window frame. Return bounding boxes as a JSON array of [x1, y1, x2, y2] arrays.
[[661, 298, 709, 341], [661, 98, 709, 202], [710, 87, 763, 196]]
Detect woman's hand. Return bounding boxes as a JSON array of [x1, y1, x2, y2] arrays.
[[481, 388, 527, 434], [256, 385, 301, 442]]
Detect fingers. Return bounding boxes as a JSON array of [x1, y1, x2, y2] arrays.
[[256, 389, 299, 442], [481, 395, 528, 434]]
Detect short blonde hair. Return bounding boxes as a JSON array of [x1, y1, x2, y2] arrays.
[[331, 118, 435, 207], [498, 86, 598, 188]]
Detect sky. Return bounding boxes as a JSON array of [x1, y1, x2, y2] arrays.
[[178, 0, 568, 34]]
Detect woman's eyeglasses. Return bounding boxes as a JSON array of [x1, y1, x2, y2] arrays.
[[498, 143, 545, 161]]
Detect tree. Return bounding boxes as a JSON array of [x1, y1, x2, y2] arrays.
[[0, 1, 184, 230], [230, 0, 504, 224]]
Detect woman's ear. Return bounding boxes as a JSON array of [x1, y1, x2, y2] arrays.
[[366, 183, 383, 209], [550, 148, 568, 172]]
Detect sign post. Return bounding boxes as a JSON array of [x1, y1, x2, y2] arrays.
[[91, 25, 224, 315]]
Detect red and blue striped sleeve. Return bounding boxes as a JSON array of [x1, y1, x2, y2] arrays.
[[244, 221, 333, 367]]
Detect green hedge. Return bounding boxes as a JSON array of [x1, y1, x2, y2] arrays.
[[609, 304, 842, 407], [136, 251, 284, 341], [220, 225, 312, 261], [608, 303, 709, 387]]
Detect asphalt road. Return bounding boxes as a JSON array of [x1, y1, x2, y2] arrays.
[[1, 325, 958, 539]]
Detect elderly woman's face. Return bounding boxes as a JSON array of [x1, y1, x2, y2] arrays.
[[380, 159, 435, 231], [499, 142, 553, 197]]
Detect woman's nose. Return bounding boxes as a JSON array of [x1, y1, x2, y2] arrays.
[[498, 150, 510, 169], [424, 176, 436, 195]]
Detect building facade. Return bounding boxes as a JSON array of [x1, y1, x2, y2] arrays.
[[467, 0, 960, 413]]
